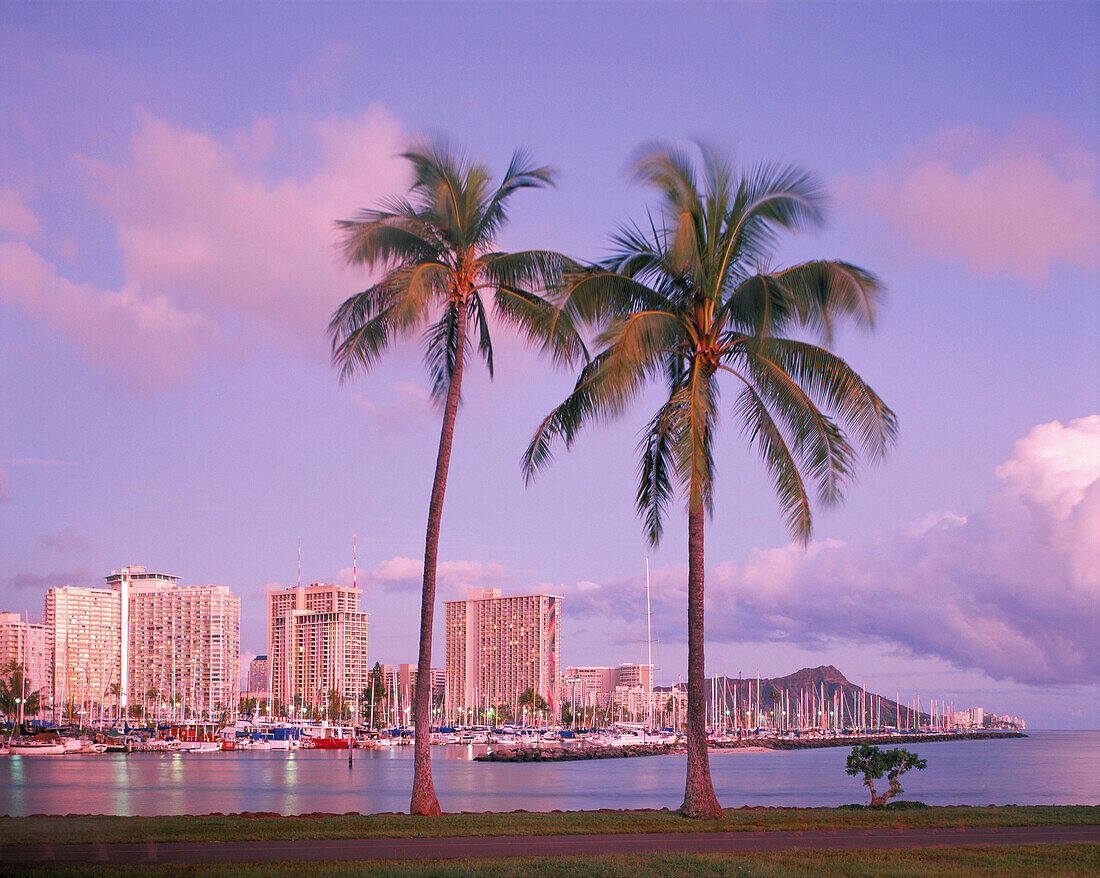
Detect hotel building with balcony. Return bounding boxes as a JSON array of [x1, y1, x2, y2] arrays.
[[444, 587, 561, 717]]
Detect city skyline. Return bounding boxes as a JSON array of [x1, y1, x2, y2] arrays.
[[1, 4, 1096, 729]]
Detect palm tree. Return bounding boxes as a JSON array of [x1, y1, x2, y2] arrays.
[[330, 144, 582, 815], [0, 662, 41, 722], [524, 144, 896, 818]]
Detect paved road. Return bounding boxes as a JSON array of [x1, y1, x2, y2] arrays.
[[3, 824, 1098, 866]]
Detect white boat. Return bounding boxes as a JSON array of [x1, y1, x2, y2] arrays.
[[10, 739, 66, 756], [179, 740, 221, 753]]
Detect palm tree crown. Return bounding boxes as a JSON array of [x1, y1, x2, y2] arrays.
[[330, 145, 581, 395], [526, 144, 896, 541]]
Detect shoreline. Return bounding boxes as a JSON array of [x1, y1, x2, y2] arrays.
[[476, 730, 1027, 762]]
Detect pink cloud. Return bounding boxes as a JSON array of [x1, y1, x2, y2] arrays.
[[0, 466, 9, 503], [83, 106, 411, 360], [0, 189, 40, 239], [838, 118, 1099, 285], [0, 241, 219, 392], [563, 416, 1100, 685], [1, 106, 411, 390], [352, 381, 434, 428], [366, 555, 507, 597]]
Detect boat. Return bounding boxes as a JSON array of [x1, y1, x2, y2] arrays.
[[180, 740, 221, 753], [10, 733, 66, 756]]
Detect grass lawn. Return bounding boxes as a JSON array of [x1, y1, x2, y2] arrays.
[[1, 805, 1097, 846], [3, 845, 1099, 878]]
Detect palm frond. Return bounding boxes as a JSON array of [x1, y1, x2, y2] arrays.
[[744, 337, 897, 460], [492, 283, 587, 367], [422, 300, 465, 404], [734, 350, 857, 507], [477, 149, 556, 242], [636, 396, 680, 545], [733, 382, 814, 542], [467, 291, 494, 378], [329, 282, 397, 383]]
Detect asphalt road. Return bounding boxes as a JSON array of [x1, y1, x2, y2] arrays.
[[3, 824, 1098, 866]]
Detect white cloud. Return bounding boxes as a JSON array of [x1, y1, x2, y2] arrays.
[[563, 417, 1100, 686], [837, 118, 1099, 284], [352, 382, 434, 428]]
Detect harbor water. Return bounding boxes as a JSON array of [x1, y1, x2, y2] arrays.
[[1, 730, 1096, 817]]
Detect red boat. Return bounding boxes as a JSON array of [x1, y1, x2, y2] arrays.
[[309, 736, 349, 749]]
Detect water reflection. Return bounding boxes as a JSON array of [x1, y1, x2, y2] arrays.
[[0, 732, 1096, 817]]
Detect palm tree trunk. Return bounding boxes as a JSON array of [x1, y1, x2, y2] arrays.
[[410, 297, 468, 816], [680, 502, 723, 818]]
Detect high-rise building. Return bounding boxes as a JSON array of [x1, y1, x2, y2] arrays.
[[0, 612, 51, 716], [45, 566, 241, 722], [110, 566, 240, 721], [444, 587, 561, 717], [268, 583, 370, 717], [248, 655, 270, 695], [45, 585, 123, 721]]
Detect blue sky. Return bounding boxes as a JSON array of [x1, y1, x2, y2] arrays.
[[1, 3, 1097, 728]]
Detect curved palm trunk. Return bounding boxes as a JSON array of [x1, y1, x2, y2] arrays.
[[410, 297, 468, 816], [680, 503, 723, 818]]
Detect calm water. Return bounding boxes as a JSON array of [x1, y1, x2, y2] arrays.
[[2, 731, 1096, 816]]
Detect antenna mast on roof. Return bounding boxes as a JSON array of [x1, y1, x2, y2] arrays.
[[297, 537, 302, 589], [353, 534, 357, 589]]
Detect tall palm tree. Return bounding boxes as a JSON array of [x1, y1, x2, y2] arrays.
[[524, 144, 897, 818], [330, 144, 581, 815]]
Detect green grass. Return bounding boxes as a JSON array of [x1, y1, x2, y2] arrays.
[[3, 846, 1099, 878], [1, 806, 1097, 846]]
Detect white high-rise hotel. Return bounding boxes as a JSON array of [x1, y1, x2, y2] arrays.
[[45, 566, 240, 720]]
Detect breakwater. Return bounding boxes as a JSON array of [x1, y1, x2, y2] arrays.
[[475, 731, 1026, 763]]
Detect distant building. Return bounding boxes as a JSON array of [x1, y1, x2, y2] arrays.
[[0, 612, 51, 716], [564, 663, 653, 713], [248, 655, 270, 695], [45, 566, 241, 723], [111, 566, 241, 721], [45, 585, 123, 721], [380, 664, 445, 725], [268, 583, 370, 717], [444, 588, 561, 718]]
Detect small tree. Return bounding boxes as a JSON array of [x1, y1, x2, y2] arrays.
[[846, 745, 927, 806]]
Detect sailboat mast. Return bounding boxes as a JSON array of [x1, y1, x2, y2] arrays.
[[645, 558, 653, 729]]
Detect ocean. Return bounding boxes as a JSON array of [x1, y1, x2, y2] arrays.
[[1, 730, 1096, 817]]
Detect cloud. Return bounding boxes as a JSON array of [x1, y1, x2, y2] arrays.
[[9, 567, 96, 591], [0, 466, 9, 503], [352, 382, 434, 428], [0, 189, 40, 238], [0, 241, 221, 392], [82, 106, 410, 362], [366, 555, 507, 597], [561, 417, 1100, 686], [837, 118, 1099, 284], [1, 106, 411, 391], [39, 529, 91, 553]]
